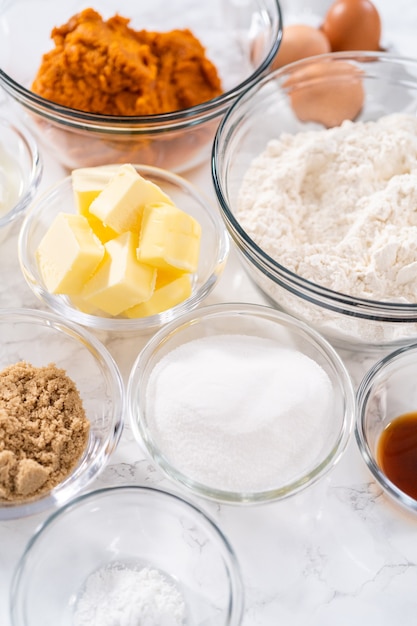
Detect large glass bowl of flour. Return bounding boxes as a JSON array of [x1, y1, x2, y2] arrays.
[[128, 303, 355, 504], [212, 51, 417, 351]]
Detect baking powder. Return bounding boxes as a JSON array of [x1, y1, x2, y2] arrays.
[[237, 113, 417, 303], [73, 562, 186, 626]]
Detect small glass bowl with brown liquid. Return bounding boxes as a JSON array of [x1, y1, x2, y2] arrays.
[[356, 343, 417, 514]]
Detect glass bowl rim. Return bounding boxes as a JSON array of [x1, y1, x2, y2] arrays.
[[0, 116, 42, 229], [211, 50, 417, 322], [0, 0, 282, 132], [127, 301, 356, 504]]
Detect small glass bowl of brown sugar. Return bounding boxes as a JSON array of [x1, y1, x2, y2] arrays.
[[356, 342, 417, 515], [0, 308, 124, 520]]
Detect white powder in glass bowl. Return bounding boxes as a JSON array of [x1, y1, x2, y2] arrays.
[[73, 562, 186, 626], [237, 113, 417, 303], [146, 334, 334, 493]]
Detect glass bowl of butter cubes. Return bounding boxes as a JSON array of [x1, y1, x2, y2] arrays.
[[18, 164, 229, 332]]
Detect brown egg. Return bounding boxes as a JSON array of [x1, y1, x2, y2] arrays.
[[321, 0, 382, 51], [272, 24, 331, 69], [283, 59, 365, 128]]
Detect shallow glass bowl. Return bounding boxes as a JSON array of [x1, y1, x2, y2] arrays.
[[10, 485, 244, 626], [0, 0, 282, 173], [0, 117, 42, 244], [128, 302, 355, 504], [18, 164, 229, 333], [0, 308, 124, 520], [356, 342, 417, 515]]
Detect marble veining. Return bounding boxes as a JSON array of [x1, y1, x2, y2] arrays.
[[2, 1, 417, 624]]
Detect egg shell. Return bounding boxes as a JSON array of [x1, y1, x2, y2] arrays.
[[283, 59, 365, 128], [272, 24, 331, 69], [321, 0, 382, 51]]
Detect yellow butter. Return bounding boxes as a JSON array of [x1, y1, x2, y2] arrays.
[[72, 166, 120, 243], [68, 295, 103, 315], [82, 214, 117, 245], [36, 213, 105, 295], [137, 202, 202, 273], [124, 272, 192, 318], [81, 231, 157, 316], [89, 164, 174, 234], [71, 165, 122, 214]]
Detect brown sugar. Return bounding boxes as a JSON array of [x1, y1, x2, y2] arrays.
[[31, 8, 223, 116], [0, 361, 90, 502]]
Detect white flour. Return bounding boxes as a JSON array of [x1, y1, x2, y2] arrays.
[[237, 113, 417, 303], [73, 563, 186, 626]]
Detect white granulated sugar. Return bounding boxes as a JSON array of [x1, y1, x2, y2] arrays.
[[146, 334, 333, 493], [237, 113, 417, 303]]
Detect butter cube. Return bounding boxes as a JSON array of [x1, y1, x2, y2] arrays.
[[69, 295, 104, 315], [89, 164, 174, 234], [72, 166, 120, 243], [124, 272, 192, 318], [81, 213, 117, 244], [81, 231, 156, 316], [137, 203, 202, 273], [71, 165, 122, 214], [36, 213, 105, 295]]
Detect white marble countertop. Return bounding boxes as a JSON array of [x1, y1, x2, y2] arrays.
[[1, 1, 417, 624]]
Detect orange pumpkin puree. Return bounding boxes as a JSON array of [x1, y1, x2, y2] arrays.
[[31, 8, 223, 116]]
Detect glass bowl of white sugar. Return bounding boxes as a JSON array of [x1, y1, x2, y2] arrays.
[[212, 51, 417, 352], [128, 302, 355, 504], [11, 485, 244, 626], [0, 116, 42, 244]]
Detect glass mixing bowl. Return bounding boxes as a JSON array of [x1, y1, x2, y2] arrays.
[[18, 164, 229, 333], [212, 52, 417, 351], [128, 302, 355, 504], [0, 116, 42, 244], [10, 485, 244, 626], [356, 342, 417, 516], [0, 308, 124, 520], [0, 0, 282, 172]]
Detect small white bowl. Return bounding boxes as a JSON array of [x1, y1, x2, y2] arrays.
[[128, 302, 355, 504], [0, 117, 42, 243]]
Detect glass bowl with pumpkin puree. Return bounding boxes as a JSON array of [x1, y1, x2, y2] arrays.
[[0, 0, 282, 172]]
